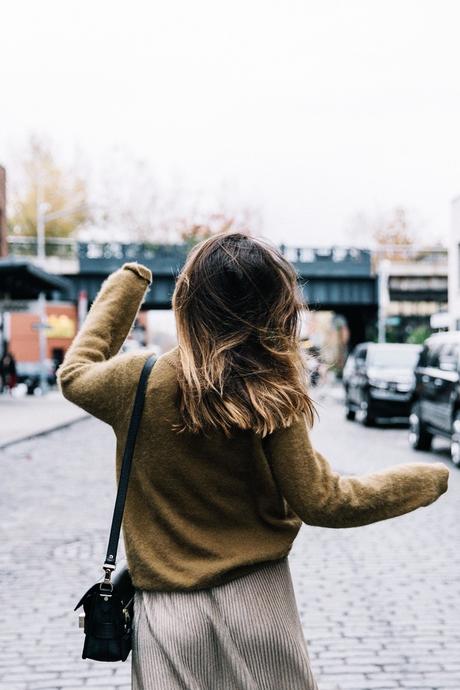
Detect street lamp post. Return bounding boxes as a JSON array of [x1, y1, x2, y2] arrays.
[[31, 292, 49, 394], [36, 201, 89, 262], [377, 259, 391, 344], [34, 198, 91, 393]]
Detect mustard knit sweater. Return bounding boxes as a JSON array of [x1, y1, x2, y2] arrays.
[[57, 262, 450, 591]]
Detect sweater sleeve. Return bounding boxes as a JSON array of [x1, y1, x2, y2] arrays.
[[56, 262, 152, 427], [262, 413, 450, 528]]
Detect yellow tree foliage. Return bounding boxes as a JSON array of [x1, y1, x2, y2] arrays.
[[372, 206, 415, 255], [347, 205, 421, 271], [8, 135, 90, 239]]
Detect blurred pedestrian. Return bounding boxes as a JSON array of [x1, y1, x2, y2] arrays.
[[0, 349, 17, 395]]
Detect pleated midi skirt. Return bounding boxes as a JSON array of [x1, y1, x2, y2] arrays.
[[131, 556, 319, 690]]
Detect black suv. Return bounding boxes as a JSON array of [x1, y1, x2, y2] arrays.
[[409, 332, 460, 467], [343, 342, 422, 426]]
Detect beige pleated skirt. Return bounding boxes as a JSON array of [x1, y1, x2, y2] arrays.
[[131, 556, 319, 690]]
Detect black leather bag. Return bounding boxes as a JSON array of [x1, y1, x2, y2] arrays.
[[74, 353, 157, 662]]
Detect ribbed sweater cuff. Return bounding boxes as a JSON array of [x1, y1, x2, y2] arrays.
[[122, 261, 153, 285]]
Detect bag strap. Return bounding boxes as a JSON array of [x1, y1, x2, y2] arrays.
[[101, 352, 157, 583]]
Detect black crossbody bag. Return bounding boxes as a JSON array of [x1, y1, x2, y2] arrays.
[[74, 353, 158, 662]]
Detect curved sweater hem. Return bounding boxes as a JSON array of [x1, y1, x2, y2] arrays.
[[131, 553, 293, 593]]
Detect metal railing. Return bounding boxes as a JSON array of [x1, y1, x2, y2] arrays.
[[279, 245, 371, 264], [7, 236, 77, 259], [6, 236, 447, 266]]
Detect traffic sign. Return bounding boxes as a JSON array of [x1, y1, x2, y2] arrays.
[[31, 321, 51, 330]]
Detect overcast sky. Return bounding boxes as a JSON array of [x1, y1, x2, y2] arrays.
[[1, 0, 460, 247]]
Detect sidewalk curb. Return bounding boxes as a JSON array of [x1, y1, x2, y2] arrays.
[[0, 413, 91, 451]]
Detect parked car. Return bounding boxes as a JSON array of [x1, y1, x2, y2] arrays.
[[343, 342, 422, 426], [15, 360, 57, 394], [409, 331, 460, 466]]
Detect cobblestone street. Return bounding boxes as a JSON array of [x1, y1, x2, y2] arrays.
[[1, 386, 459, 690]]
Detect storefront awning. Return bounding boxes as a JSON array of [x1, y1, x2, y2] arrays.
[[0, 258, 72, 299]]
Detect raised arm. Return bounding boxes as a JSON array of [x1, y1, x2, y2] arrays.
[[56, 262, 152, 426], [262, 413, 449, 528]]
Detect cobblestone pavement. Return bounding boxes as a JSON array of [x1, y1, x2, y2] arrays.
[[1, 385, 459, 690]]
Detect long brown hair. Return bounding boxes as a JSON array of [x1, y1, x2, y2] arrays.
[[171, 231, 318, 438]]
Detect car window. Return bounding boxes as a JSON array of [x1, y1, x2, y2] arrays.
[[418, 346, 429, 367], [426, 343, 442, 368], [355, 347, 367, 363], [439, 343, 460, 372]]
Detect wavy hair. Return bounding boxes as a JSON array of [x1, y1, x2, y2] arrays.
[[171, 231, 318, 438]]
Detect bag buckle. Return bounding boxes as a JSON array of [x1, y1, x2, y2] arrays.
[[99, 564, 115, 595]]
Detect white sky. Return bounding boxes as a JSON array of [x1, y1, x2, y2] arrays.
[[1, 0, 460, 246]]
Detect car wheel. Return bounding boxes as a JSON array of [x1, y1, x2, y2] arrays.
[[359, 394, 375, 427], [450, 412, 460, 467], [345, 397, 356, 421], [345, 407, 356, 421], [408, 403, 432, 451]]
